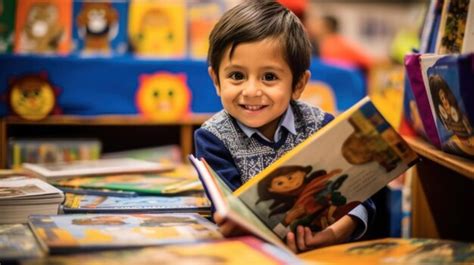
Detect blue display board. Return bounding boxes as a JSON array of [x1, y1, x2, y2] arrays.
[[0, 55, 365, 117]]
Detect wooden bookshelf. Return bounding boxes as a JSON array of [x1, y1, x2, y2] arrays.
[[0, 114, 212, 169], [404, 136, 474, 180], [403, 136, 474, 241]]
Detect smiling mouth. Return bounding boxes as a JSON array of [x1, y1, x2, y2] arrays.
[[241, 105, 266, 111]]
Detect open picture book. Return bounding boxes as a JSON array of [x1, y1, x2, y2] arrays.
[[189, 97, 419, 249]]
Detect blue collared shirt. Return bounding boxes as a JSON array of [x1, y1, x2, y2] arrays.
[[236, 105, 297, 143]]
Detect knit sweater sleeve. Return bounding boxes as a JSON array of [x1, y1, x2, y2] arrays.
[[194, 127, 242, 191]]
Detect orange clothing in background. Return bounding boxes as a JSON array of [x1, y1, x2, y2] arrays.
[[319, 34, 374, 72]]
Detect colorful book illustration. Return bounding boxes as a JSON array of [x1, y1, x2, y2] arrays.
[[22, 158, 174, 180], [187, 0, 223, 59], [72, 0, 129, 55], [51, 173, 202, 195], [299, 237, 474, 264], [8, 138, 101, 169], [422, 53, 474, 158], [22, 237, 302, 265], [0, 177, 64, 224], [0, 0, 16, 53], [62, 192, 211, 214], [28, 213, 222, 254], [0, 224, 44, 261], [14, 0, 72, 54], [404, 54, 442, 148], [128, 0, 186, 58], [190, 97, 418, 249], [436, 0, 471, 54]]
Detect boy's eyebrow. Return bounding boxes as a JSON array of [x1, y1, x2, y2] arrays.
[[222, 64, 286, 72]]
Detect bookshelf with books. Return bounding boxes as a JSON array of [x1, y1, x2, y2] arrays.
[[0, 113, 211, 169], [401, 0, 474, 242]]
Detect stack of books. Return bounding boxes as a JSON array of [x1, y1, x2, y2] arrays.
[[0, 177, 64, 224]]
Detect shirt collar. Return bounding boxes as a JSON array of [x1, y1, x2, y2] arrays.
[[236, 104, 297, 142]]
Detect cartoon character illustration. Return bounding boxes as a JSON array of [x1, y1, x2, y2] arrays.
[[135, 72, 191, 121], [76, 2, 118, 54], [429, 74, 474, 153], [18, 2, 63, 53], [257, 165, 353, 232], [8, 73, 61, 120], [132, 8, 173, 55], [343, 120, 405, 173]]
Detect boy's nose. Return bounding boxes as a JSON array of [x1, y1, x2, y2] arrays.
[[242, 80, 262, 97]]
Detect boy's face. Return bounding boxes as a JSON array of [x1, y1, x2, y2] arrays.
[[209, 38, 308, 139]]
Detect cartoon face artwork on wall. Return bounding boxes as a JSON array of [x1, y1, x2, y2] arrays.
[[135, 72, 191, 121], [76, 2, 118, 54], [18, 2, 63, 53], [7, 73, 61, 120]]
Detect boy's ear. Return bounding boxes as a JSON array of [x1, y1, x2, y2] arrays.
[[208, 67, 221, 96], [292, 70, 311, 100]]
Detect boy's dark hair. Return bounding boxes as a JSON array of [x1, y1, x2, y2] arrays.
[[208, 0, 311, 89]]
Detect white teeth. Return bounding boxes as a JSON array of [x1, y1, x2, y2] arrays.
[[244, 105, 264, 111]]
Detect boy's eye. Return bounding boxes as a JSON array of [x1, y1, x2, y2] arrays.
[[263, 73, 277, 81], [229, 72, 244, 80]]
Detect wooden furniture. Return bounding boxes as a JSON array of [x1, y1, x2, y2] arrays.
[[404, 136, 474, 241], [0, 114, 212, 169]]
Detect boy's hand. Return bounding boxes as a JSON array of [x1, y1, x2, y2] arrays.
[[286, 215, 358, 253], [213, 212, 250, 237]]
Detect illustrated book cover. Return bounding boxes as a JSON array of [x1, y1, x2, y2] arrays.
[[62, 192, 211, 214], [14, 0, 72, 54], [0, 224, 44, 261], [404, 53, 441, 148], [421, 53, 474, 158], [22, 158, 174, 180], [51, 173, 202, 195], [128, 0, 186, 58], [22, 236, 302, 265], [28, 213, 222, 254], [190, 97, 418, 248], [298, 237, 474, 264], [435, 0, 472, 54], [72, 0, 129, 56], [187, 0, 224, 59], [0, 176, 64, 224]]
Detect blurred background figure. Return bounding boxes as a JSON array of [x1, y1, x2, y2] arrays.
[[305, 14, 375, 76]]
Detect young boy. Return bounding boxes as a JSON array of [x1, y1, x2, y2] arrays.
[[194, 0, 375, 253]]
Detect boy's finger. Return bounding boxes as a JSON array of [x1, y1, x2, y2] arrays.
[[296, 225, 307, 252], [286, 232, 298, 253], [213, 212, 224, 225], [218, 220, 235, 236], [304, 226, 317, 246]]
